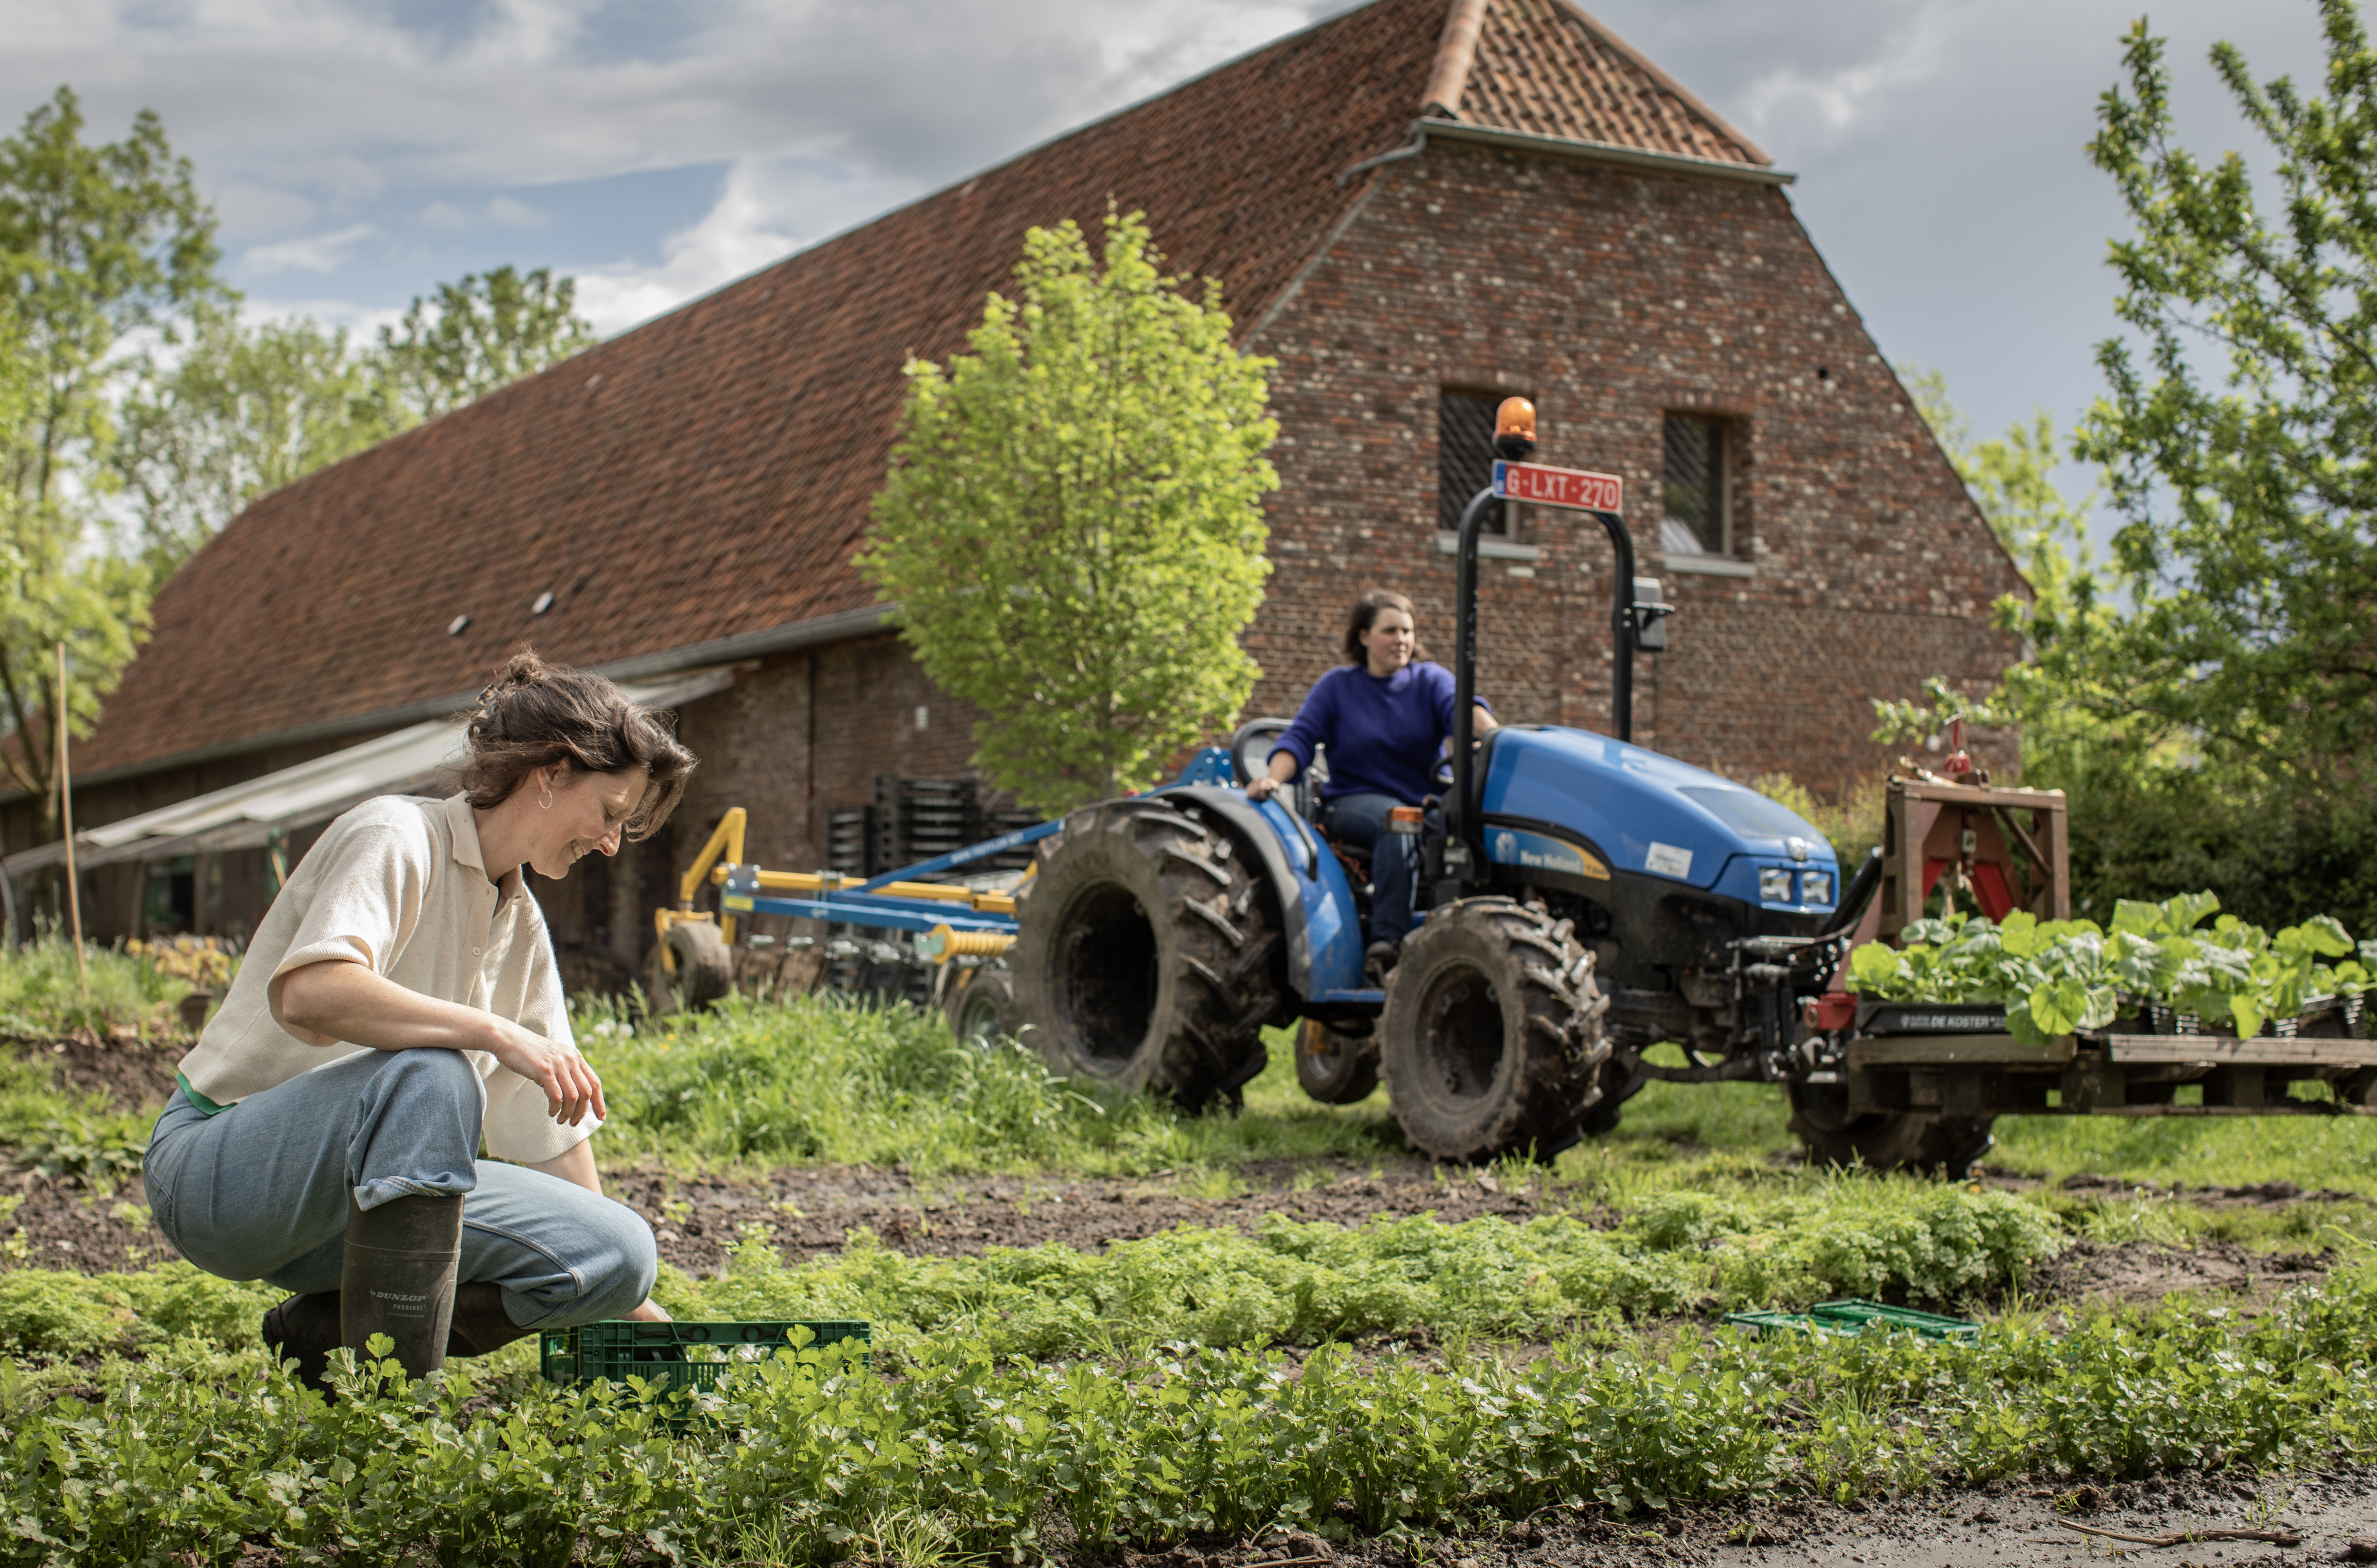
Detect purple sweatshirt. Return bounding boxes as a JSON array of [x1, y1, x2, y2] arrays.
[[1268, 661, 1487, 805]]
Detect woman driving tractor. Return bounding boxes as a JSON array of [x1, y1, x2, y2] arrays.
[[1246, 589, 1496, 977]]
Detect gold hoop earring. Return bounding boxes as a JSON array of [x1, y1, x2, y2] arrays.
[[539, 788, 553, 810]]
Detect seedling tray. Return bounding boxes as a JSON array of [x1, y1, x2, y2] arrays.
[[540, 1318, 872, 1401], [1725, 1299, 1978, 1343]]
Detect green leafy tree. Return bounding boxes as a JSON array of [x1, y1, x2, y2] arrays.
[[0, 85, 207, 822], [113, 304, 397, 576], [375, 265, 595, 420], [0, 85, 224, 513], [1894, 367, 2126, 779], [0, 311, 149, 827], [861, 210, 1277, 813], [2069, 4, 2377, 785]]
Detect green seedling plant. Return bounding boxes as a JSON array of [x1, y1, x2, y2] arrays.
[[1848, 891, 2376, 1044]]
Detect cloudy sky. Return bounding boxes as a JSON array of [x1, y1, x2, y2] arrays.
[[1, 0, 2328, 482]]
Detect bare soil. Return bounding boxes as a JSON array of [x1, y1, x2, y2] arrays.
[[1069, 1465, 2377, 1567], [166, 1463, 2377, 1567], [9, 1029, 185, 1109], [607, 1157, 1553, 1276]]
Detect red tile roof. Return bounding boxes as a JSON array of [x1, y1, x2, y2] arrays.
[[1458, 0, 1770, 166], [71, 0, 1770, 780]]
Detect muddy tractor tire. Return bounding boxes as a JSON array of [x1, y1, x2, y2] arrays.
[[1378, 898, 1611, 1162], [1295, 1018, 1381, 1105], [945, 965, 1019, 1047], [1011, 799, 1284, 1109], [647, 918, 734, 1015], [1787, 1081, 1995, 1176]]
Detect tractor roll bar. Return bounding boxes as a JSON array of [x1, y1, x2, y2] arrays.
[[1448, 412, 1642, 872]]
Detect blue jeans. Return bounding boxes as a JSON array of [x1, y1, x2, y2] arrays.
[[144, 1048, 657, 1331], [1321, 791, 1428, 948]]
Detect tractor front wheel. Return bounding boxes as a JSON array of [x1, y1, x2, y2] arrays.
[[1011, 800, 1283, 1110], [1295, 1019, 1380, 1104], [1378, 898, 1610, 1162]]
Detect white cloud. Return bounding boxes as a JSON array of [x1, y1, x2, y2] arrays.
[[486, 195, 543, 228], [242, 221, 377, 275]]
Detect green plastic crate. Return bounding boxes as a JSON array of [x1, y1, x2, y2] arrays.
[[1724, 1300, 1978, 1342], [1808, 1299, 1979, 1341], [540, 1319, 872, 1402], [1720, 1309, 1848, 1338]]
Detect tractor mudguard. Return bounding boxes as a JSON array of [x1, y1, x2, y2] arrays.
[[1161, 786, 1370, 1004]]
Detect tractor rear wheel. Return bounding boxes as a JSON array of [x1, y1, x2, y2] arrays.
[[1786, 1081, 1995, 1176], [1295, 1019, 1380, 1104], [1011, 800, 1283, 1110], [945, 966, 1018, 1047], [647, 919, 734, 1015], [1378, 898, 1610, 1162]]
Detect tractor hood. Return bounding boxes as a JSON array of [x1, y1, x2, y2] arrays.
[[1476, 726, 1841, 911]]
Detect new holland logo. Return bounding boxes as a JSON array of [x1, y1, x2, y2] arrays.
[[1485, 826, 1610, 881]]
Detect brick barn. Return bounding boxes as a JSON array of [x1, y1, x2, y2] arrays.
[[1, 0, 2021, 989]]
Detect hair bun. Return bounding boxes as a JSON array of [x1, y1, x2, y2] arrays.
[[494, 650, 548, 692]]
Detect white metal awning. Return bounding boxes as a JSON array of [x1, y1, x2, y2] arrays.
[[3, 666, 737, 878]]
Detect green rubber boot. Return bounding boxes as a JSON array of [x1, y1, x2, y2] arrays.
[[261, 1290, 342, 1393], [445, 1282, 535, 1359], [340, 1191, 463, 1380]]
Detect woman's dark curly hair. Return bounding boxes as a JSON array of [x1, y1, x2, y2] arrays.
[[453, 650, 696, 839], [1341, 589, 1430, 664]]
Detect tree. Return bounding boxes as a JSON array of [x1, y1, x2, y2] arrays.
[[376, 265, 595, 420], [0, 310, 149, 827], [0, 85, 224, 514], [113, 304, 397, 576], [2070, 4, 2377, 786], [1894, 366, 2124, 780], [861, 210, 1277, 813], [0, 85, 207, 824], [1893, 366, 2377, 934]]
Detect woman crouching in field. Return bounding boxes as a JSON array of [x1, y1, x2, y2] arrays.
[[142, 652, 696, 1388]]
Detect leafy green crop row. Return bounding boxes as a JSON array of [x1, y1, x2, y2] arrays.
[[0, 1183, 2062, 1364], [13, 1262, 2377, 1566], [663, 1184, 2062, 1359], [1849, 891, 2377, 1042]]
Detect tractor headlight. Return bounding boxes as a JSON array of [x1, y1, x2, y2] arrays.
[[1759, 867, 1795, 903], [1801, 870, 1834, 906]]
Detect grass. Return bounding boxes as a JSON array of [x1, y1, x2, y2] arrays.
[[0, 931, 200, 1040], [576, 994, 1402, 1180]]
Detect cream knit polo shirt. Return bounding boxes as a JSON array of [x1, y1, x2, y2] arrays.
[[175, 792, 599, 1165]]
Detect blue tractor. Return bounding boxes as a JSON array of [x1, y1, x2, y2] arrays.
[[1006, 401, 1883, 1163]]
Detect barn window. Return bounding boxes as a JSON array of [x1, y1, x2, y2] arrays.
[[1438, 390, 1511, 535], [1661, 415, 1728, 554]]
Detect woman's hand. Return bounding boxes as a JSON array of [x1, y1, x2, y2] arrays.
[[1247, 750, 1298, 802], [275, 958, 606, 1124], [487, 1021, 607, 1126]]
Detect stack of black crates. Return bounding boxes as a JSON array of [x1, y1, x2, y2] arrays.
[[816, 776, 1041, 1002]]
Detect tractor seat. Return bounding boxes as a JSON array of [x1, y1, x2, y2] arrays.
[[1229, 718, 1329, 823]]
